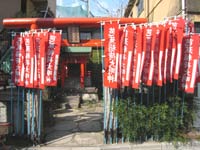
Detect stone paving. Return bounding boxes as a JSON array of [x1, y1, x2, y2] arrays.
[[43, 100, 104, 147]]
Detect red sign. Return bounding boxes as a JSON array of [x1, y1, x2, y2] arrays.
[[104, 22, 120, 88]]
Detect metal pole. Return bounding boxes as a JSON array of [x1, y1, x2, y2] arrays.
[[10, 31, 15, 133], [182, 0, 186, 18], [31, 89, 35, 137], [100, 22, 107, 143], [109, 89, 113, 144], [27, 89, 30, 136], [115, 89, 118, 143], [38, 90, 42, 140], [87, 0, 90, 17], [22, 88, 25, 135], [17, 87, 20, 134]]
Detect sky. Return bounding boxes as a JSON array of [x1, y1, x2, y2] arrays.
[[56, 0, 129, 17]]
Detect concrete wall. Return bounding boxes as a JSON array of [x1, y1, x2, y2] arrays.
[[0, 0, 21, 30]]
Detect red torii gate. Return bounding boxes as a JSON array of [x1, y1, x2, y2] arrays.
[[3, 17, 147, 88]]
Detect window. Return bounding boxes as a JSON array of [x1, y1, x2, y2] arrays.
[[194, 22, 200, 33], [137, 0, 144, 17]]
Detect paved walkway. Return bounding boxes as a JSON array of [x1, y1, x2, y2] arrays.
[[43, 100, 104, 147], [24, 141, 200, 150]]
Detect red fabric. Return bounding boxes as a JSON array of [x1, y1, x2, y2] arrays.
[[142, 26, 156, 86], [180, 35, 199, 93], [166, 26, 173, 83], [24, 33, 34, 88], [33, 33, 46, 89], [153, 26, 161, 86], [122, 26, 135, 86], [45, 32, 61, 86], [132, 27, 142, 89], [157, 25, 165, 86], [140, 26, 146, 83], [173, 19, 185, 79], [118, 28, 125, 88], [103, 22, 120, 88], [13, 34, 25, 86]]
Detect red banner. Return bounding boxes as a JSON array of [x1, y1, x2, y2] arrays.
[[24, 33, 34, 88], [122, 26, 135, 86], [132, 27, 142, 89], [153, 26, 161, 86], [142, 26, 156, 86], [34, 32, 46, 89], [140, 26, 146, 82], [180, 35, 199, 93], [165, 25, 173, 83], [45, 32, 61, 86], [13, 34, 25, 86], [173, 19, 185, 79], [157, 25, 165, 86], [104, 22, 120, 88], [118, 28, 125, 87]]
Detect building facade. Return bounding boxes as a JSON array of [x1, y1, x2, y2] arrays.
[[125, 0, 200, 32]]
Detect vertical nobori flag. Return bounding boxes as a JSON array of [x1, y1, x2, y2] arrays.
[[166, 25, 173, 83], [157, 25, 165, 86], [142, 26, 156, 86], [119, 27, 125, 88], [153, 26, 161, 86], [140, 26, 146, 82], [132, 27, 142, 89], [24, 33, 34, 88], [45, 32, 61, 86], [34, 32, 46, 89], [196, 35, 200, 83], [13, 34, 25, 86], [122, 25, 134, 86], [173, 19, 185, 79], [180, 35, 199, 93], [104, 21, 120, 88]]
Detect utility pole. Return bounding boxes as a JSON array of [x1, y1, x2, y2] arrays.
[[182, 0, 186, 18], [87, 0, 90, 17]]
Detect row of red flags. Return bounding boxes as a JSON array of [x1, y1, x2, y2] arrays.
[[12, 30, 62, 89], [103, 18, 199, 93]]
